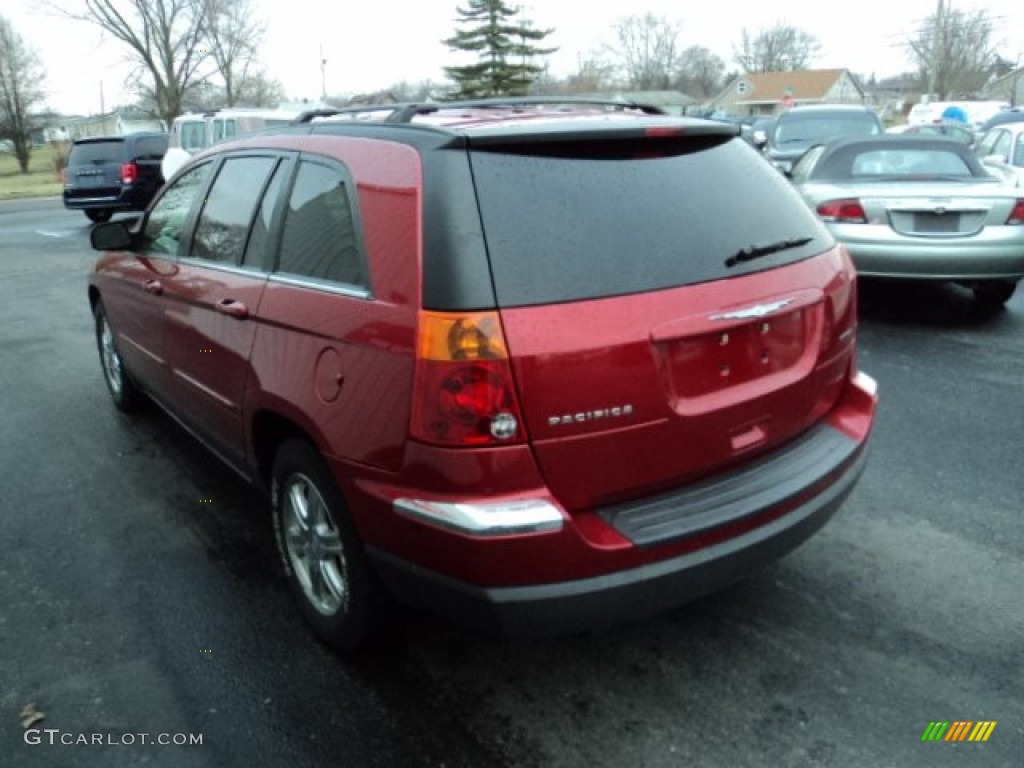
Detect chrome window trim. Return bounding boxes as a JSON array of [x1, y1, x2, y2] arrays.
[[268, 272, 372, 300]]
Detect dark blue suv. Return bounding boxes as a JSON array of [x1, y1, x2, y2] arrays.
[[62, 133, 169, 223]]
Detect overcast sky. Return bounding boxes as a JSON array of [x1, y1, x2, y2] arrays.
[[6, 0, 1024, 115]]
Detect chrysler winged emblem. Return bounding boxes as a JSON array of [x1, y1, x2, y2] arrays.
[[709, 298, 795, 321]]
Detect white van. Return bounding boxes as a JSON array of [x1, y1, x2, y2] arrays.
[[162, 107, 304, 179], [907, 100, 1009, 127]]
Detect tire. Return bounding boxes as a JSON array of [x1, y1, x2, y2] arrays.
[[94, 300, 143, 413], [973, 280, 1017, 308], [271, 439, 385, 651], [86, 209, 113, 223]]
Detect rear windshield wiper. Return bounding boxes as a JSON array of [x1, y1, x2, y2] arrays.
[[726, 236, 814, 268]]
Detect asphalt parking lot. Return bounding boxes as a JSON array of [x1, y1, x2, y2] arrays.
[[1, 198, 1021, 767]]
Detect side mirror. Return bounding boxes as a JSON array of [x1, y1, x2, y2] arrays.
[[982, 154, 1007, 167], [90, 221, 133, 251]]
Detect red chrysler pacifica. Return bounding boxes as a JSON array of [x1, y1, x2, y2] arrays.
[[87, 99, 877, 650]]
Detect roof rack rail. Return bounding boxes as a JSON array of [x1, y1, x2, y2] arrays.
[[294, 98, 668, 125]]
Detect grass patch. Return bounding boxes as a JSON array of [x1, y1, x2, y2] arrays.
[[0, 147, 64, 200]]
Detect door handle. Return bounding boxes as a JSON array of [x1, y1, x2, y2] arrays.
[[143, 279, 163, 295], [215, 298, 249, 320]]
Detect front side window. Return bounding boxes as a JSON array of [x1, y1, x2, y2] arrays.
[[191, 156, 279, 265], [143, 163, 212, 255], [276, 161, 366, 287]]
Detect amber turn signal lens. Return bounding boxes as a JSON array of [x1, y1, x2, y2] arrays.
[[417, 311, 509, 361]]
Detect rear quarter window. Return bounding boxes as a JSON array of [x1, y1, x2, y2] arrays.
[[467, 137, 833, 307], [275, 160, 367, 288], [133, 136, 168, 159]]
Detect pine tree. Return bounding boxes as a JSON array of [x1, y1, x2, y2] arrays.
[[443, 1, 556, 99]]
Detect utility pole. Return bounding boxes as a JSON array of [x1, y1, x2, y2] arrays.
[[320, 45, 327, 102], [928, 0, 945, 101]]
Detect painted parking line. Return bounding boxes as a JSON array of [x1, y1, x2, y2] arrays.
[[36, 230, 75, 238]]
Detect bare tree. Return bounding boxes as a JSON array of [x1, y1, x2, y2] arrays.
[[734, 23, 820, 73], [676, 45, 726, 99], [233, 69, 284, 107], [58, 0, 209, 125], [0, 15, 46, 173], [562, 54, 616, 94], [607, 14, 681, 90], [905, 7, 999, 99], [202, 0, 263, 106]]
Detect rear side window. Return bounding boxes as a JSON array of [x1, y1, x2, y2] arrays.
[[191, 156, 279, 265], [133, 136, 168, 159], [468, 138, 832, 307], [69, 141, 123, 165], [276, 160, 366, 287]]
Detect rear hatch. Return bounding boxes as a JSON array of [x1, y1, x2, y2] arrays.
[[467, 126, 856, 510], [65, 139, 126, 199]]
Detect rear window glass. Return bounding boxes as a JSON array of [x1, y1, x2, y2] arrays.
[[774, 112, 881, 145], [468, 138, 831, 307], [69, 141, 123, 165], [849, 148, 973, 178]]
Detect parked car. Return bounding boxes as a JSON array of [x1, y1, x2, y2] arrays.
[[62, 133, 169, 223], [788, 134, 1024, 306], [766, 105, 884, 173], [751, 117, 776, 150], [900, 121, 975, 146], [977, 106, 1024, 133], [975, 121, 1024, 188], [87, 98, 877, 650]]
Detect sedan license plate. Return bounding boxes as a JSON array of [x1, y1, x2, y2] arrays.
[[914, 212, 960, 233]]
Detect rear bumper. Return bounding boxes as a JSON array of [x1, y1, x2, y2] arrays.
[[366, 374, 876, 636], [62, 187, 151, 212], [370, 445, 866, 635], [831, 225, 1024, 280]]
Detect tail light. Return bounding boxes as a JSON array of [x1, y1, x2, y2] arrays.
[[816, 199, 867, 223], [1006, 199, 1024, 225], [120, 162, 138, 184], [411, 310, 526, 446], [60, 168, 67, 185]]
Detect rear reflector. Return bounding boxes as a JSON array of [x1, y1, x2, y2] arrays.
[[816, 198, 868, 224], [394, 497, 563, 536], [1007, 200, 1024, 225]]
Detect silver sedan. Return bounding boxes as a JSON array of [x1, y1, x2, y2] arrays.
[[789, 135, 1024, 307]]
